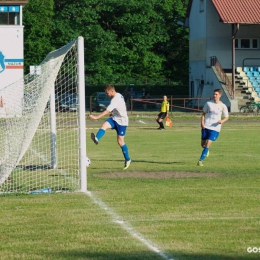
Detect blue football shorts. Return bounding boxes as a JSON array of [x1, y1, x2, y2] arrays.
[[201, 128, 219, 141], [106, 117, 127, 136]]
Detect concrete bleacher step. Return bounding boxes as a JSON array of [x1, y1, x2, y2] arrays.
[[242, 88, 250, 91], [236, 95, 251, 100], [235, 66, 260, 108], [235, 83, 252, 107]]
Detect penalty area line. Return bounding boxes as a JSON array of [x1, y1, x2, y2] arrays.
[[85, 191, 175, 260]]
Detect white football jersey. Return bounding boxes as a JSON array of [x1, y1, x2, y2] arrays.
[[203, 100, 228, 132], [107, 93, 129, 126]]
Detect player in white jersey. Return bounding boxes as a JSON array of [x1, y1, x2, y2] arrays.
[[89, 84, 131, 170], [197, 89, 229, 166]]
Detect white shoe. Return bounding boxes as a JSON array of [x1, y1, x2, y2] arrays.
[[123, 159, 132, 170]]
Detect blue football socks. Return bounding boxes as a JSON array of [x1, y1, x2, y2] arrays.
[[96, 129, 105, 141], [199, 147, 209, 161], [121, 144, 130, 161]]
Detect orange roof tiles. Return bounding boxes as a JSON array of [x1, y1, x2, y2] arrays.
[[212, 0, 260, 24]]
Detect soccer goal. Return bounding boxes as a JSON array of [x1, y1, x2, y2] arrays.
[[0, 36, 87, 194]]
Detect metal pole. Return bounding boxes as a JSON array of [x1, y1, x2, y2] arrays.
[[171, 95, 173, 113], [77, 36, 87, 192], [232, 24, 235, 99], [50, 84, 57, 169], [130, 97, 133, 114], [232, 23, 239, 99]]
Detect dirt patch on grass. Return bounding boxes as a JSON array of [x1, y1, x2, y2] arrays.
[[94, 171, 222, 179]]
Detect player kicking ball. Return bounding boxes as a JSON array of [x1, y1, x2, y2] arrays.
[[197, 89, 229, 166], [89, 84, 131, 170]]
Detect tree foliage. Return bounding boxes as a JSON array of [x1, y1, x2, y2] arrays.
[[23, 0, 54, 73], [23, 0, 189, 85]]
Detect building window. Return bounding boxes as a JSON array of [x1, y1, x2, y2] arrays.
[[0, 6, 20, 25], [235, 38, 259, 49], [253, 39, 258, 48]]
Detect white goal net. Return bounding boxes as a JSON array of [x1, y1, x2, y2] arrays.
[[0, 37, 86, 194]]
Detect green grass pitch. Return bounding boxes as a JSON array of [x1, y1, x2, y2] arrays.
[[1, 112, 260, 260]]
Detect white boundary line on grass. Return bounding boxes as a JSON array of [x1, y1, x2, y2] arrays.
[[138, 120, 147, 124], [31, 127, 169, 259], [85, 190, 176, 260]]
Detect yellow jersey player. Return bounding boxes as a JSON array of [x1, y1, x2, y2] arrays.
[[156, 95, 169, 130]]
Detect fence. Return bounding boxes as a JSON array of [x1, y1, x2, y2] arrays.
[[129, 96, 210, 114], [87, 95, 210, 114]]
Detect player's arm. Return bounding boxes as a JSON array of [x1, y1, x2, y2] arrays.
[[218, 106, 229, 124], [89, 109, 110, 120], [201, 112, 206, 129], [218, 116, 228, 124]]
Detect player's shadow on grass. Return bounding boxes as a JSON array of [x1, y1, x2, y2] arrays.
[[138, 127, 172, 130], [100, 159, 184, 165], [18, 165, 75, 179], [133, 159, 184, 165]]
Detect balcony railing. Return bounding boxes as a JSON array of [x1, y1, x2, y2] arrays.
[[210, 56, 234, 99]]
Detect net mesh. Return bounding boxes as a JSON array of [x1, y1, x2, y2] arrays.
[[0, 39, 80, 194]]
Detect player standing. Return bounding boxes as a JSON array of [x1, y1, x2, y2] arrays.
[[197, 89, 229, 166], [89, 84, 131, 170], [156, 95, 169, 130]]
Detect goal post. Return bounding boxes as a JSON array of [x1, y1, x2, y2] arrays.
[[50, 83, 57, 169], [77, 36, 87, 192], [0, 36, 87, 194]]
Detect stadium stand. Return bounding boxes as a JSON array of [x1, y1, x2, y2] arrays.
[[236, 66, 260, 102]]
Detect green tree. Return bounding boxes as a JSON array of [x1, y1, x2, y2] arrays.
[[23, 0, 54, 73], [23, 0, 189, 85], [52, 0, 189, 85], [159, 0, 189, 85]]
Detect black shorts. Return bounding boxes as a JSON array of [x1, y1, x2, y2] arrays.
[[158, 112, 167, 119]]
